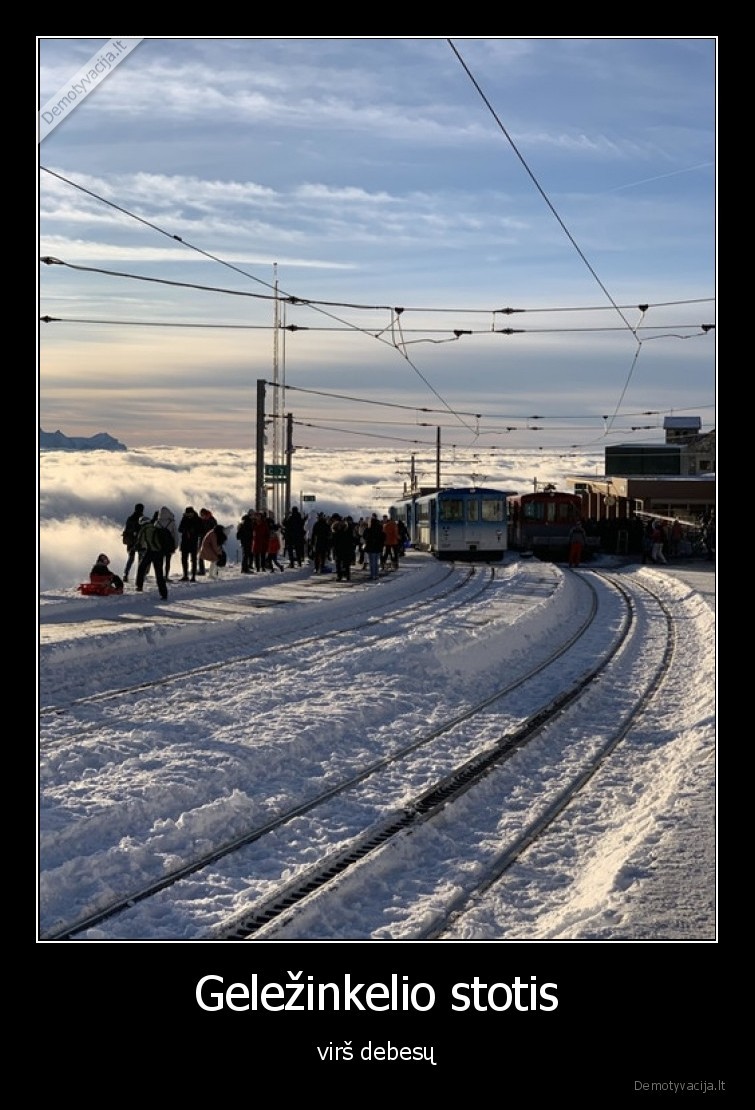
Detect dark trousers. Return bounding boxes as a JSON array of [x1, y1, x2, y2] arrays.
[[136, 551, 168, 599], [181, 545, 197, 579], [124, 547, 140, 578]]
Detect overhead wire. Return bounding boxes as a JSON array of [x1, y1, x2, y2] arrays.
[[445, 39, 707, 436], [40, 167, 477, 436]]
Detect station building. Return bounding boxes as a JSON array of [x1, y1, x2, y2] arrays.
[[566, 416, 716, 526]]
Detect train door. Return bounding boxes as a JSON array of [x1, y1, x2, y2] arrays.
[[414, 497, 434, 551], [467, 494, 506, 555]]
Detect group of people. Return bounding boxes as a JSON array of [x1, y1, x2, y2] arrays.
[[86, 502, 411, 600], [107, 503, 229, 600], [237, 508, 409, 582]]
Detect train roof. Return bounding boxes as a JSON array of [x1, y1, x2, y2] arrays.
[[423, 486, 518, 497]]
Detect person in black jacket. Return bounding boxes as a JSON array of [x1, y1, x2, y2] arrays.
[[178, 506, 203, 581], [121, 502, 145, 582], [283, 506, 305, 568], [363, 513, 385, 581], [236, 512, 254, 573]]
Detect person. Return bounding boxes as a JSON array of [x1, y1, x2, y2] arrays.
[[381, 515, 400, 569], [331, 518, 354, 581], [311, 512, 332, 574], [199, 522, 224, 578], [157, 505, 179, 581], [568, 518, 587, 568], [121, 502, 145, 582], [283, 506, 305, 568], [266, 523, 285, 572], [236, 512, 254, 573], [363, 513, 385, 580], [134, 514, 169, 600], [251, 511, 271, 572], [197, 508, 217, 576], [650, 521, 667, 564], [178, 506, 202, 581], [87, 553, 123, 593]]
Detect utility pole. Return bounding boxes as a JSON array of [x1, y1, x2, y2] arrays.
[[271, 264, 281, 522], [256, 379, 266, 510], [436, 426, 441, 490], [284, 412, 293, 518]]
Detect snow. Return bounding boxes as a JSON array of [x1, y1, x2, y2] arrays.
[[39, 550, 715, 943], [38, 446, 718, 1082]]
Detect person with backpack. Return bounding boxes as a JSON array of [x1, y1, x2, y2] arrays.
[[156, 506, 179, 581], [121, 502, 145, 582], [134, 513, 169, 600]]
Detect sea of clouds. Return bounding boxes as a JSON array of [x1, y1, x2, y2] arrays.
[[38, 445, 605, 593]]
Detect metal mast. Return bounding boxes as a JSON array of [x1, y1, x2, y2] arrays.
[[271, 264, 280, 520]]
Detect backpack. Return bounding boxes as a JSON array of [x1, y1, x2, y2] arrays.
[[215, 524, 228, 546], [155, 524, 176, 555]]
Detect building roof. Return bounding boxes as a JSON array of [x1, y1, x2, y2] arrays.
[[663, 416, 702, 430]]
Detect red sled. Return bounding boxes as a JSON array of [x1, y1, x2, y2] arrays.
[[78, 582, 123, 596]]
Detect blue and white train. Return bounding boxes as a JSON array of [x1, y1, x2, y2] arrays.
[[390, 486, 517, 561]]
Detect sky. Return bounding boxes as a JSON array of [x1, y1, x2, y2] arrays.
[[38, 443, 718, 1081], [37, 37, 717, 453]]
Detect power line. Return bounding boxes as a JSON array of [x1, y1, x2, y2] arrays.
[[38, 312, 716, 337]]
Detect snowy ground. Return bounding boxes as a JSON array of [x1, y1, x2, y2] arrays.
[[39, 549, 715, 943]]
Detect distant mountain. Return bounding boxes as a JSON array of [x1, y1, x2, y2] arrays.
[[39, 429, 128, 452]]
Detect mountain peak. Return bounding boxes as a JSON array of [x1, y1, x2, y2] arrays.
[[39, 429, 128, 451]]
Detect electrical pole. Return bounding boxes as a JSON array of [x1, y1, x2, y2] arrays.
[[285, 412, 293, 518], [256, 379, 266, 511]]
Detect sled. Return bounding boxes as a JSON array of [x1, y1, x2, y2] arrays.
[[78, 582, 123, 596]]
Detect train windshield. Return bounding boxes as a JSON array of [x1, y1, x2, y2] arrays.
[[439, 499, 465, 521], [523, 500, 575, 523], [480, 498, 504, 521]]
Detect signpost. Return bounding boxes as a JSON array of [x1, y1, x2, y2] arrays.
[[302, 495, 316, 502], [264, 464, 289, 483]]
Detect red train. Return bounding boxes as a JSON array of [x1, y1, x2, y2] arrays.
[[507, 489, 597, 560]]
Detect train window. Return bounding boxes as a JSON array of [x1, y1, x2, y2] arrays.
[[480, 499, 504, 521], [466, 500, 479, 521], [439, 499, 464, 521]]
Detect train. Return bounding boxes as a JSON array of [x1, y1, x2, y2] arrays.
[[390, 486, 516, 561], [507, 488, 598, 560]]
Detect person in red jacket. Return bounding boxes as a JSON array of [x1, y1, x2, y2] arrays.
[[381, 515, 401, 569], [88, 554, 123, 592], [252, 511, 271, 572]]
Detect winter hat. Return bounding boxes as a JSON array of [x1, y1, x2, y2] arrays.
[[97, 553, 110, 564]]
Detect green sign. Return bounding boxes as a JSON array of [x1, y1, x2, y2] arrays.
[[302, 495, 316, 501], [264, 464, 289, 477]]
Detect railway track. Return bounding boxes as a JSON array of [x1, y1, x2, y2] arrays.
[[39, 560, 713, 941]]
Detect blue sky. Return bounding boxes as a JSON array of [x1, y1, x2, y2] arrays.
[[38, 37, 716, 451]]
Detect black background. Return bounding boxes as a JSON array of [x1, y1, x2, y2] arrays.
[[39, 939, 727, 1097]]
